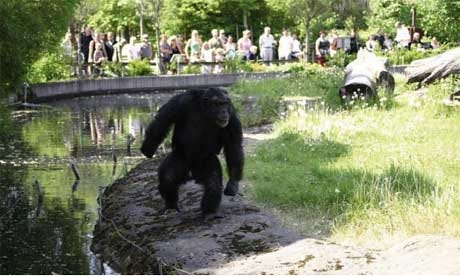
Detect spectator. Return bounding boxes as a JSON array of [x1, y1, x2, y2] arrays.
[[105, 32, 117, 62], [214, 48, 225, 74], [225, 35, 237, 59], [200, 42, 213, 74], [139, 34, 153, 60], [248, 46, 258, 61], [238, 30, 252, 60], [365, 35, 379, 52], [62, 32, 78, 76], [259, 26, 276, 62], [383, 33, 394, 52], [315, 31, 329, 66], [112, 38, 127, 63], [395, 22, 411, 48], [160, 34, 172, 62], [348, 30, 359, 54], [209, 29, 223, 50], [185, 30, 202, 63], [278, 29, 293, 60], [291, 33, 303, 59], [218, 29, 227, 45], [431, 37, 440, 49], [330, 31, 340, 57], [169, 35, 183, 55], [93, 42, 106, 76], [123, 36, 140, 61], [79, 26, 93, 64], [89, 32, 107, 63], [376, 29, 385, 49], [411, 32, 422, 49], [176, 34, 185, 53]]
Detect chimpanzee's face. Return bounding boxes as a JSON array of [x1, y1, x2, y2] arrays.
[[202, 88, 231, 128]]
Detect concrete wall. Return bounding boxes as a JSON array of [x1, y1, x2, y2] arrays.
[[30, 72, 283, 102]]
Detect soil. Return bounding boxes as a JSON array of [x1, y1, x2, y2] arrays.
[[91, 125, 460, 274]]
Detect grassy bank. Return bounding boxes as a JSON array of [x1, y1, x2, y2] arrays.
[[231, 63, 343, 127], [238, 71, 460, 244]]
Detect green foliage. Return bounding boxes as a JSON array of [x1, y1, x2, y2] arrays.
[[87, 0, 140, 34], [104, 62, 123, 77], [125, 59, 153, 76], [231, 65, 343, 126], [327, 50, 356, 68], [26, 52, 71, 83], [0, 0, 78, 91], [416, 0, 460, 43], [182, 64, 201, 74], [223, 57, 253, 73], [378, 47, 447, 65], [162, 0, 273, 38], [367, 0, 411, 35]]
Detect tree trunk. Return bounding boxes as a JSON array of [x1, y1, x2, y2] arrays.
[[339, 51, 395, 101], [406, 48, 460, 85]]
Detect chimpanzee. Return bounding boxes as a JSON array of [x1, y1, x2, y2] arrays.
[[140, 87, 244, 218]]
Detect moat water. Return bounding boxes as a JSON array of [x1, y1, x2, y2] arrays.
[[0, 93, 173, 274]]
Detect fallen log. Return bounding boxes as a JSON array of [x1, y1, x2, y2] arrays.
[[339, 51, 395, 101], [406, 48, 460, 84]]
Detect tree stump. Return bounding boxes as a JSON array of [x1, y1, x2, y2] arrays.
[[406, 48, 460, 85], [339, 51, 395, 102]]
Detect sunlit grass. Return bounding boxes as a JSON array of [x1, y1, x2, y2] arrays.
[[244, 75, 460, 244]]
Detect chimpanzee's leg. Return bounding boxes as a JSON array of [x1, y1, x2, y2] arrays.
[[192, 155, 223, 215], [158, 151, 188, 212]]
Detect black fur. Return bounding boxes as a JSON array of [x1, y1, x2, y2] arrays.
[[141, 88, 244, 215]]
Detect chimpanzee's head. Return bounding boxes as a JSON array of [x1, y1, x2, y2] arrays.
[[200, 88, 232, 128]]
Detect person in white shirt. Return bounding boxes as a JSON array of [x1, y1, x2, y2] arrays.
[[291, 33, 303, 59], [278, 29, 293, 60], [395, 22, 410, 49], [259, 26, 276, 62]]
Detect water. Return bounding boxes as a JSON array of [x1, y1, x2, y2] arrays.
[[0, 93, 173, 274]]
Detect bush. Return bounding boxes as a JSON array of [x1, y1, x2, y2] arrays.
[[182, 64, 201, 74], [223, 57, 253, 73], [125, 59, 153, 76], [26, 51, 71, 83]]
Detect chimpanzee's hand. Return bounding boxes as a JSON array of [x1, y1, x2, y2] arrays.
[[224, 180, 239, 196]]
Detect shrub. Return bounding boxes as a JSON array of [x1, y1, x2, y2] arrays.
[[182, 64, 201, 74], [26, 51, 71, 83], [125, 59, 153, 76], [223, 57, 253, 73]]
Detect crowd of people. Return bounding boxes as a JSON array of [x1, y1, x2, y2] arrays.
[[314, 22, 441, 66], [62, 26, 308, 76], [62, 23, 443, 76]]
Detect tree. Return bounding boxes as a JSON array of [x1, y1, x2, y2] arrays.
[[0, 0, 78, 93], [416, 0, 460, 43], [367, 0, 412, 35], [275, 0, 336, 57], [161, 0, 272, 39]]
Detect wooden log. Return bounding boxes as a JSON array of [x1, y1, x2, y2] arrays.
[[339, 51, 395, 101], [406, 48, 460, 84]]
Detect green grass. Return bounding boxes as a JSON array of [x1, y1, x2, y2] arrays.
[[231, 64, 343, 127], [242, 74, 460, 244]]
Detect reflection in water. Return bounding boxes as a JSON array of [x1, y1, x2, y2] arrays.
[[0, 93, 173, 274]]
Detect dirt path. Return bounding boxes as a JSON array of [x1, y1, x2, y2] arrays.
[[91, 126, 460, 274]]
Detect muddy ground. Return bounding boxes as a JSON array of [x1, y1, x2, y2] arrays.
[[91, 127, 460, 274]]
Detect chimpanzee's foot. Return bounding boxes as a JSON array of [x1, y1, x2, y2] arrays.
[[158, 202, 181, 215], [201, 211, 226, 223]]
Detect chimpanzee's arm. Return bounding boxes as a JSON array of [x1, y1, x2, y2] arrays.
[[140, 94, 185, 158], [223, 111, 244, 195]]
